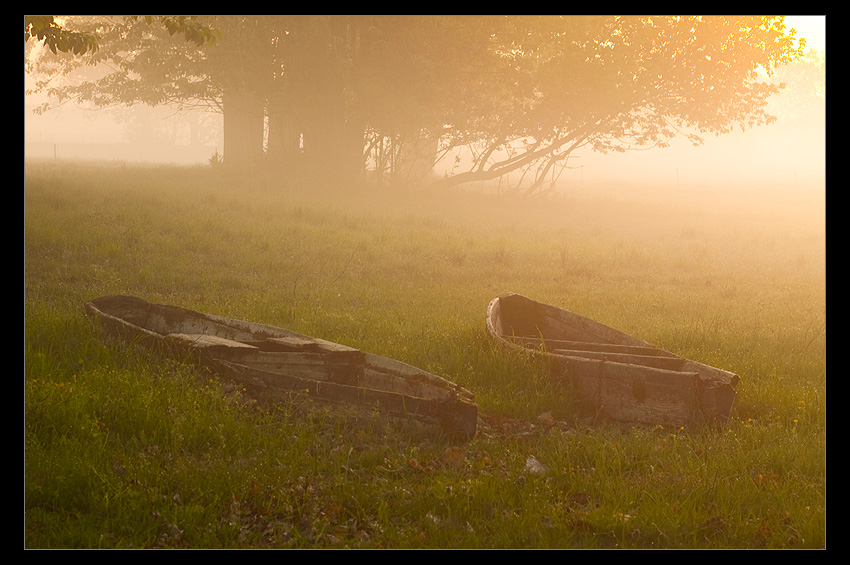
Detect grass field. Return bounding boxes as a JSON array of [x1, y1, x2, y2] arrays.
[[24, 159, 826, 548]]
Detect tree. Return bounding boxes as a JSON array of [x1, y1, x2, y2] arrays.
[[428, 16, 806, 193], [26, 16, 805, 190], [26, 16, 510, 178], [24, 16, 219, 54], [26, 16, 226, 154], [25, 16, 99, 55]]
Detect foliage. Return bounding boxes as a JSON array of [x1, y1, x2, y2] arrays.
[[26, 17, 221, 113], [430, 16, 806, 191], [24, 16, 219, 55], [25, 16, 806, 191], [145, 16, 221, 47], [25, 16, 99, 55]]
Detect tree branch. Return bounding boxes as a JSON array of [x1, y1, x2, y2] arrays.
[[431, 121, 598, 190]]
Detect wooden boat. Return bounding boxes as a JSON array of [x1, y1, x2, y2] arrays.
[[486, 293, 739, 428], [85, 295, 477, 440]]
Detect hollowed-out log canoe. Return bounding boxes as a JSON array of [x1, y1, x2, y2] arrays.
[[486, 293, 739, 428], [85, 295, 477, 440]]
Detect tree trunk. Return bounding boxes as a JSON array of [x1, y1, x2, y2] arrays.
[[213, 16, 270, 172], [300, 97, 365, 184], [222, 88, 264, 171], [266, 99, 303, 172]]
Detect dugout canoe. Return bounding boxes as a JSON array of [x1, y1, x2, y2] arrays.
[[486, 293, 739, 428], [85, 295, 477, 440]]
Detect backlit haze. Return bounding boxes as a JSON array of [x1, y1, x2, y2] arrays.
[[24, 16, 825, 192]]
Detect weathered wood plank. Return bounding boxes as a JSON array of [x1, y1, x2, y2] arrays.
[[166, 333, 259, 350], [551, 349, 686, 371], [506, 335, 676, 357], [262, 336, 360, 354], [553, 355, 701, 427]]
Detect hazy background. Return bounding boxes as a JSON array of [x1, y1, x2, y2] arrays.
[[24, 16, 825, 192]]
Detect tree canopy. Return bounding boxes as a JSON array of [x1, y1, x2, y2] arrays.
[[25, 16, 99, 55], [25, 16, 219, 55], [25, 16, 806, 191]]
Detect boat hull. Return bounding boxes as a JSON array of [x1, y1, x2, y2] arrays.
[[86, 295, 477, 440], [486, 293, 738, 427]]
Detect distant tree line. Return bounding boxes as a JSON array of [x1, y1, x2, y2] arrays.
[[25, 16, 807, 193]]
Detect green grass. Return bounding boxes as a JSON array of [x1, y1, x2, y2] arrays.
[[24, 159, 825, 548]]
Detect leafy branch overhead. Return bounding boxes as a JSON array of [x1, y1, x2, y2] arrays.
[[137, 16, 221, 47], [25, 16, 99, 55], [24, 16, 220, 55]]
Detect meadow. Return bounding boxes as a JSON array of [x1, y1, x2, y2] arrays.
[[24, 159, 826, 548]]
